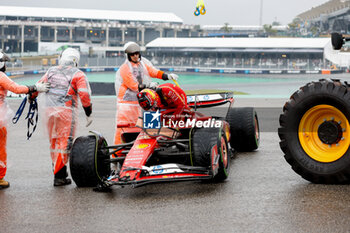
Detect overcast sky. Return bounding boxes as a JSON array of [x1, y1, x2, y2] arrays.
[[1, 0, 330, 26]]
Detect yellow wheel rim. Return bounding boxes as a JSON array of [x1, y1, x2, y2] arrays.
[[298, 104, 350, 163]]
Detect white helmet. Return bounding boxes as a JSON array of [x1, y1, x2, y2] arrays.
[[0, 51, 10, 71], [59, 48, 80, 67], [124, 42, 141, 62], [124, 42, 140, 54]]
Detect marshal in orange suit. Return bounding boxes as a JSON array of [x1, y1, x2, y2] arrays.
[[0, 52, 49, 189]]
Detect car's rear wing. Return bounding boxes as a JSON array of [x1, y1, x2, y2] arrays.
[[187, 92, 234, 109]]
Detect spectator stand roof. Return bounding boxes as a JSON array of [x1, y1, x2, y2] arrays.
[[146, 37, 331, 53], [297, 0, 350, 21], [201, 25, 289, 31], [202, 25, 263, 31], [0, 5, 183, 24]]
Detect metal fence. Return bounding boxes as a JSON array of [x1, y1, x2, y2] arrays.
[[5, 54, 334, 71], [79, 56, 125, 67], [148, 56, 330, 71]]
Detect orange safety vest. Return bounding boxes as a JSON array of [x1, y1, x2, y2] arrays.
[[0, 72, 28, 127], [115, 57, 164, 104]]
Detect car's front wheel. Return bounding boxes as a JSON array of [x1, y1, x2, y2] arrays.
[[70, 132, 111, 187], [191, 126, 230, 181]]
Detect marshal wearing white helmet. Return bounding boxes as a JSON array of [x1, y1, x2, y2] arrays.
[[124, 42, 142, 62], [30, 47, 93, 186], [59, 48, 81, 67], [113, 41, 179, 148]]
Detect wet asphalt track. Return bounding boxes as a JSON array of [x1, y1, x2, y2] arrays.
[[1, 97, 350, 233]]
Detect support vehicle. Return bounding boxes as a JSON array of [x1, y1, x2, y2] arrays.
[[279, 33, 350, 183]]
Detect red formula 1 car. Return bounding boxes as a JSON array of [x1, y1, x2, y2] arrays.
[[69, 91, 260, 191]]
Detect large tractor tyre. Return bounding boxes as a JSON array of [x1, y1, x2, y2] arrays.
[[226, 107, 260, 152], [279, 79, 350, 184], [70, 135, 111, 187], [191, 127, 230, 181]]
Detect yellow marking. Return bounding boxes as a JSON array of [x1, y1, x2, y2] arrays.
[[136, 143, 149, 149]]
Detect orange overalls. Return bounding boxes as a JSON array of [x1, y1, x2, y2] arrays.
[[37, 66, 92, 175], [114, 57, 164, 145], [0, 72, 29, 179]]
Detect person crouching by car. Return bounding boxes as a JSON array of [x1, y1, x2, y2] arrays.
[[0, 51, 50, 189]]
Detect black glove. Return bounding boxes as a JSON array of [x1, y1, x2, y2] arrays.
[[26, 85, 37, 94], [83, 105, 92, 117], [162, 73, 169, 80]]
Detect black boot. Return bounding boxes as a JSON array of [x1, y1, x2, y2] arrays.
[[54, 166, 72, 186]]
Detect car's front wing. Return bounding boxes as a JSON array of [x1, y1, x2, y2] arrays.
[[105, 163, 213, 188]]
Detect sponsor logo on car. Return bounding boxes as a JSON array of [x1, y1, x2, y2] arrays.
[[125, 157, 142, 161], [152, 165, 164, 174], [187, 96, 194, 102], [136, 143, 150, 149], [148, 164, 184, 175]]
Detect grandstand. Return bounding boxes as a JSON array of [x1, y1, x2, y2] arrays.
[[0, 6, 197, 54], [297, 0, 350, 34], [201, 25, 289, 38], [145, 37, 332, 72], [0, 5, 344, 74]]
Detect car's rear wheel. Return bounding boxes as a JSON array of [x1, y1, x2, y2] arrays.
[[191, 126, 230, 181], [70, 134, 110, 187], [226, 107, 260, 151], [279, 79, 350, 183]]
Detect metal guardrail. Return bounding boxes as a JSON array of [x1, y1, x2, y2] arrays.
[[5, 66, 343, 78], [5, 56, 332, 71]]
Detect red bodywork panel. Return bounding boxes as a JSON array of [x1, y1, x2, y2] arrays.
[[118, 131, 157, 181]]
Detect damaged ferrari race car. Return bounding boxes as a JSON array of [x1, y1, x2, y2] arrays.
[[69, 88, 260, 191]]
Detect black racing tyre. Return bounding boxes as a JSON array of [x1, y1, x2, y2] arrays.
[[279, 79, 350, 184], [226, 107, 260, 152], [191, 126, 230, 181], [70, 135, 111, 187]]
